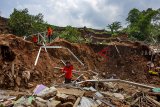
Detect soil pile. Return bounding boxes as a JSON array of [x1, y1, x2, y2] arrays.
[[0, 16, 10, 34], [50, 39, 160, 86], [0, 34, 55, 89]]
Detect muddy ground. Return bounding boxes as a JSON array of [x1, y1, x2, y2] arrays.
[[0, 34, 160, 90]]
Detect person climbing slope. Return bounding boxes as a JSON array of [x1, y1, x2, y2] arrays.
[[62, 61, 73, 84], [47, 26, 53, 43], [32, 35, 38, 44]]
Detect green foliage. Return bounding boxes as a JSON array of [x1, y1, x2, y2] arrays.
[[126, 8, 141, 25], [8, 8, 48, 36], [150, 9, 160, 43], [107, 21, 122, 34], [126, 8, 159, 41], [59, 26, 84, 43]]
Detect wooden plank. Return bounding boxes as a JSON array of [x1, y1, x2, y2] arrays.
[[147, 92, 160, 96], [73, 97, 81, 107], [57, 88, 85, 97]]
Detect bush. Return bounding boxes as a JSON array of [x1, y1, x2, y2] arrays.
[[59, 26, 84, 43], [8, 8, 48, 36]]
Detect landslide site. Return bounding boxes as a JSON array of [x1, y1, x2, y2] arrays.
[[0, 33, 160, 89], [1, 16, 160, 107], [0, 16, 160, 90]]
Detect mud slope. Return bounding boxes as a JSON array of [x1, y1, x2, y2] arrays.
[[50, 39, 160, 86], [0, 16, 10, 34], [0, 34, 55, 89]]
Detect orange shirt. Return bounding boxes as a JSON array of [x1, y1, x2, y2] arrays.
[[32, 36, 38, 43], [63, 65, 73, 79], [47, 27, 53, 36]]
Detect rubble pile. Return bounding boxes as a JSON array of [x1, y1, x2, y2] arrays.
[[0, 81, 160, 107]]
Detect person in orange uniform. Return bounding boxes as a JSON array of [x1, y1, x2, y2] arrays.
[[47, 27, 53, 43], [62, 61, 73, 84], [32, 35, 38, 44]]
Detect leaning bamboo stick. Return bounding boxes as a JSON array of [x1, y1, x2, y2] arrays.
[[146, 96, 160, 106]]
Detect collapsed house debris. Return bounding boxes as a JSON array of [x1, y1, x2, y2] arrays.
[[1, 80, 160, 107], [0, 34, 160, 106]]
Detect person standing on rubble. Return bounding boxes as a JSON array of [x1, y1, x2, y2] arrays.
[[47, 26, 53, 43], [62, 61, 73, 84]]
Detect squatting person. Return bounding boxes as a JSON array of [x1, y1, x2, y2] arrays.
[[62, 61, 73, 84]]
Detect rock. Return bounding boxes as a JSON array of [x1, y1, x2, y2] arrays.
[[61, 102, 73, 107], [57, 93, 68, 99], [35, 97, 47, 103], [22, 70, 31, 82], [34, 101, 47, 107], [105, 82, 116, 89], [34, 97, 47, 107], [56, 93, 68, 101], [27, 83, 34, 88], [16, 76, 21, 86], [113, 93, 124, 100], [66, 95, 77, 103], [37, 86, 57, 99], [47, 100, 61, 107], [56, 94, 76, 103], [2, 100, 14, 107]]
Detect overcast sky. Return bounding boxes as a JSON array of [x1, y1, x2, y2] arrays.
[[0, 0, 160, 29]]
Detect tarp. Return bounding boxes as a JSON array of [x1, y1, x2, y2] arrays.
[[33, 84, 47, 95]]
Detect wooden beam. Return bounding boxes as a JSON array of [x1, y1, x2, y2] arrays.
[[73, 97, 81, 107], [76, 79, 156, 89]]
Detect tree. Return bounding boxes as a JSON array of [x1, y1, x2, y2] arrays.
[[8, 8, 48, 36], [126, 8, 158, 41], [151, 9, 160, 42], [59, 26, 83, 43], [107, 21, 122, 34], [126, 8, 141, 25]]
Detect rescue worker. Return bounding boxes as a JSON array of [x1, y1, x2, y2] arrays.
[[62, 61, 73, 84], [47, 27, 53, 43], [32, 35, 38, 44], [147, 61, 159, 76]]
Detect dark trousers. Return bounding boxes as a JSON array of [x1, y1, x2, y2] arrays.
[[48, 36, 51, 43], [65, 78, 71, 84]]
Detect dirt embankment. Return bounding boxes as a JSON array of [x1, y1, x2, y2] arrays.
[[0, 34, 56, 89], [0, 16, 10, 34], [50, 39, 160, 86], [0, 34, 160, 90]]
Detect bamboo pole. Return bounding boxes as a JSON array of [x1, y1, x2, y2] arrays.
[[146, 96, 160, 106], [34, 47, 42, 66], [76, 79, 156, 89]]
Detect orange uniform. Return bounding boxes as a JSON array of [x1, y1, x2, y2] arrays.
[[32, 36, 38, 43], [47, 27, 53, 37], [63, 65, 73, 79]]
